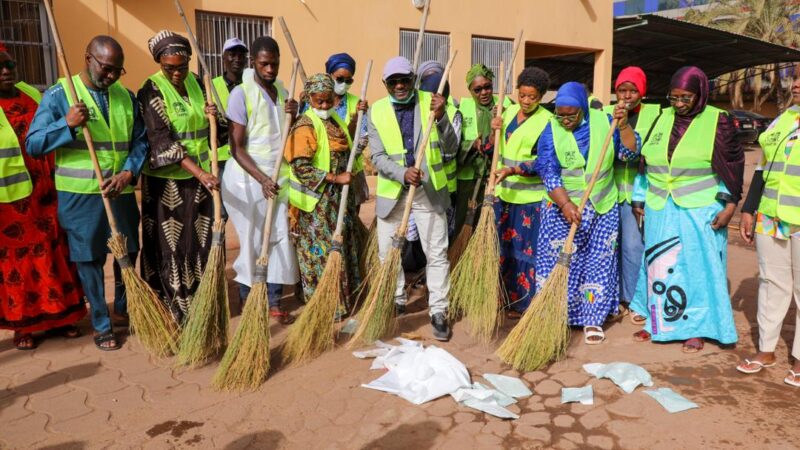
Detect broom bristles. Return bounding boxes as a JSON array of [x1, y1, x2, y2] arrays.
[[347, 246, 402, 347], [213, 281, 271, 391], [496, 262, 571, 371], [176, 221, 229, 367], [448, 205, 502, 342], [108, 233, 178, 357], [360, 217, 379, 278], [283, 250, 343, 364], [447, 222, 474, 267]]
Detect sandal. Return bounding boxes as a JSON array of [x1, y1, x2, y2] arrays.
[[506, 310, 524, 320], [270, 309, 295, 325], [607, 303, 630, 322], [13, 332, 36, 350], [632, 329, 651, 342], [784, 370, 800, 387], [93, 332, 120, 351], [736, 358, 776, 374], [682, 338, 704, 354], [583, 326, 605, 345], [630, 313, 647, 326]]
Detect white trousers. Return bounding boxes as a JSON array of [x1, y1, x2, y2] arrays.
[[755, 233, 800, 359], [377, 188, 449, 316]]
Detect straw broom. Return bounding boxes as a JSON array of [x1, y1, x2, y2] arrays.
[[347, 52, 457, 347], [212, 60, 300, 391], [447, 61, 507, 343], [283, 61, 374, 364], [176, 76, 230, 367], [42, 1, 178, 357], [497, 111, 621, 371]]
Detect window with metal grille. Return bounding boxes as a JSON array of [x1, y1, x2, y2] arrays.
[[195, 11, 271, 78], [471, 36, 513, 94], [0, 0, 56, 90], [399, 29, 450, 68]]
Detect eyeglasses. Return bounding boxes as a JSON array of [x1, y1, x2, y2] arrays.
[[160, 63, 190, 74], [0, 60, 17, 71], [667, 94, 694, 104], [386, 76, 414, 88], [88, 53, 126, 76], [555, 112, 581, 122], [334, 76, 354, 85], [471, 83, 493, 94]]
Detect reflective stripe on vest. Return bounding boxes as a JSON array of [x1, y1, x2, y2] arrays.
[[457, 95, 512, 180], [603, 102, 660, 203], [551, 108, 617, 214], [289, 109, 352, 212], [55, 75, 134, 194], [212, 76, 233, 161], [0, 107, 32, 202], [641, 106, 720, 210], [758, 109, 800, 223], [444, 98, 458, 193], [15, 81, 42, 104], [494, 104, 551, 204], [372, 91, 446, 201], [143, 72, 209, 179]]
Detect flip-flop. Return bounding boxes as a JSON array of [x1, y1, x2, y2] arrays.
[[13, 333, 36, 351], [736, 359, 777, 374], [682, 338, 704, 353], [630, 313, 647, 326], [632, 329, 651, 342], [583, 326, 605, 345], [784, 370, 800, 387]]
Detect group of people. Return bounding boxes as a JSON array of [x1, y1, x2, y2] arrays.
[[0, 31, 798, 387]]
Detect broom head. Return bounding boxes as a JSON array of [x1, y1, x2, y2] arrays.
[[360, 217, 379, 280], [108, 232, 179, 357]]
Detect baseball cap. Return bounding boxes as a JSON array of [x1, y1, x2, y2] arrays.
[[222, 38, 248, 53], [383, 56, 413, 80]]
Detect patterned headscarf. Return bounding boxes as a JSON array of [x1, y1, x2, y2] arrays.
[[466, 64, 494, 86], [304, 73, 334, 95], [148, 30, 191, 62]]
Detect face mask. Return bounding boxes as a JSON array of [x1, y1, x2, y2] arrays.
[[389, 91, 415, 105], [313, 108, 331, 120], [334, 81, 350, 96]]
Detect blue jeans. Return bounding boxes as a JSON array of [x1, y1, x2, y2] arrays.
[[239, 282, 282, 308], [75, 253, 135, 334], [619, 201, 644, 304]]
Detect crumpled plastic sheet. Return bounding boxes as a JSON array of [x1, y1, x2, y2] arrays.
[[561, 385, 594, 405], [583, 362, 654, 394], [482, 373, 533, 398], [451, 382, 519, 419], [645, 388, 699, 413]]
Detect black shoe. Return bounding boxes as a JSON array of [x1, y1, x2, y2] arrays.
[[395, 304, 406, 316], [431, 312, 450, 341]]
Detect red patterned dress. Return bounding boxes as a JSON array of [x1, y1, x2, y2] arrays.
[[0, 90, 86, 333]]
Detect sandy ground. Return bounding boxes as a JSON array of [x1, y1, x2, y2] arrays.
[[1, 148, 799, 449]]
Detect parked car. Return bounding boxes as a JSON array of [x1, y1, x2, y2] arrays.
[[731, 110, 772, 144]]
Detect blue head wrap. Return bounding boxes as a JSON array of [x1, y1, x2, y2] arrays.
[[555, 81, 589, 117], [325, 53, 356, 75]]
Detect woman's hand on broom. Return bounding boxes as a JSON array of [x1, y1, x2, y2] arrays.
[[491, 116, 503, 131], [559, 201, 581, 225], [327, 172, 352, 185], [198, 172, 220, 192], [495, 166, 517, 184], [204, 103, 218, 118], [258, 175, 278, 199]]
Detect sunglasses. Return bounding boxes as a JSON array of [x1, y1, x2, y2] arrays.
[[555, 112, 581, 122], [386, 76, 414, 88], [0, 60, 17, 70], [161, 63, 190, 74], [667, 95, 695, 104], [88, 53, 126, 76], [471, 83, 493, 94], [334, 76, 354, 85]]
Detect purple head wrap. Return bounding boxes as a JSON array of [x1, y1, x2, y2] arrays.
[[669, 66, 708, 117]]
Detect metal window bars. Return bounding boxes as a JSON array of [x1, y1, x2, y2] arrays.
[[399, 29, 450, 68], [0, 0, 57, 90], [471, 36, 513, 94], [195, 10, 271, 78]]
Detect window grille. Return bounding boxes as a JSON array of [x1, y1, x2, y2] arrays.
[[471, 36, 513, 94], [399, 29, 450, 69], [0, 0, 56, 90], [195, 11, 271, 78]]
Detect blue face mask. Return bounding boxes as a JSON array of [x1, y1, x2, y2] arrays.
[[390, 91, 415, 105]]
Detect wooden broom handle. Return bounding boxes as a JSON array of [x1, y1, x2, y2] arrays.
[[42, 0, 120, 235], [485, 60, 507, 196], [278, 17, 308, 84], [504, 29, 524, 91], [203, 75, 223, 224], [412, 0, 431, 74], [257, 59, 300, 263], [175, 0, 226, 115], [395, 51, 457, 238], [563, 110, 621, 252], [332, 60, 373, 243]]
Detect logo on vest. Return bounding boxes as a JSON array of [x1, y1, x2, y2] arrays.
[[172, 102, 188, 117], [87, 107, 98, 122], [649, 131, 663, 146], [762, 132, 782, 147]]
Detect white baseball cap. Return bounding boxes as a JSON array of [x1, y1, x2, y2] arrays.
[[222, 38, 248, 53]]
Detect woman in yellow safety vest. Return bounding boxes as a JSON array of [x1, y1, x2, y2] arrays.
[[736, 76, 800, 387], [285, 74, 362, 314], [535, 82, 639, 345], [630, 66, 743, 353], [137, 31, 220, 322]]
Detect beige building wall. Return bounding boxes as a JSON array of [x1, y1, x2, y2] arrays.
[[53, 0, 613, 103]]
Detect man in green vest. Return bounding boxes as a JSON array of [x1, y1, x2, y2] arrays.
[[27, 36, 147, 351], [368, 56, 459, 341], [211, 37, 248, 177]]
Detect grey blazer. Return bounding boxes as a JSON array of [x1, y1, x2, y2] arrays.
[[368, 94, 459, 219]]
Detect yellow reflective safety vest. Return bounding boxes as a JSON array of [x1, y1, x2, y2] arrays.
[[641, 106, 721, 210], [143, 72, 210, 179], [211, 75, 233, 162], [55, 75, 134, 194], [15, 81, 41, 103], [552, 108, 617, 214], [494, 104, 551, 204], [372, 91, 447, 201], [289, 109, 352, 212], [444, 96, 458, 193], [603, 102, 660, 203], [757, 108, 800, 224], [458, 95, 512, 180], [338, 92, 364, 174], [0, 106, 33, 202]]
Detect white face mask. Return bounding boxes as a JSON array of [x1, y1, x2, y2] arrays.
[[313, 108, 331, 120], [334, 81, 350, 96]]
